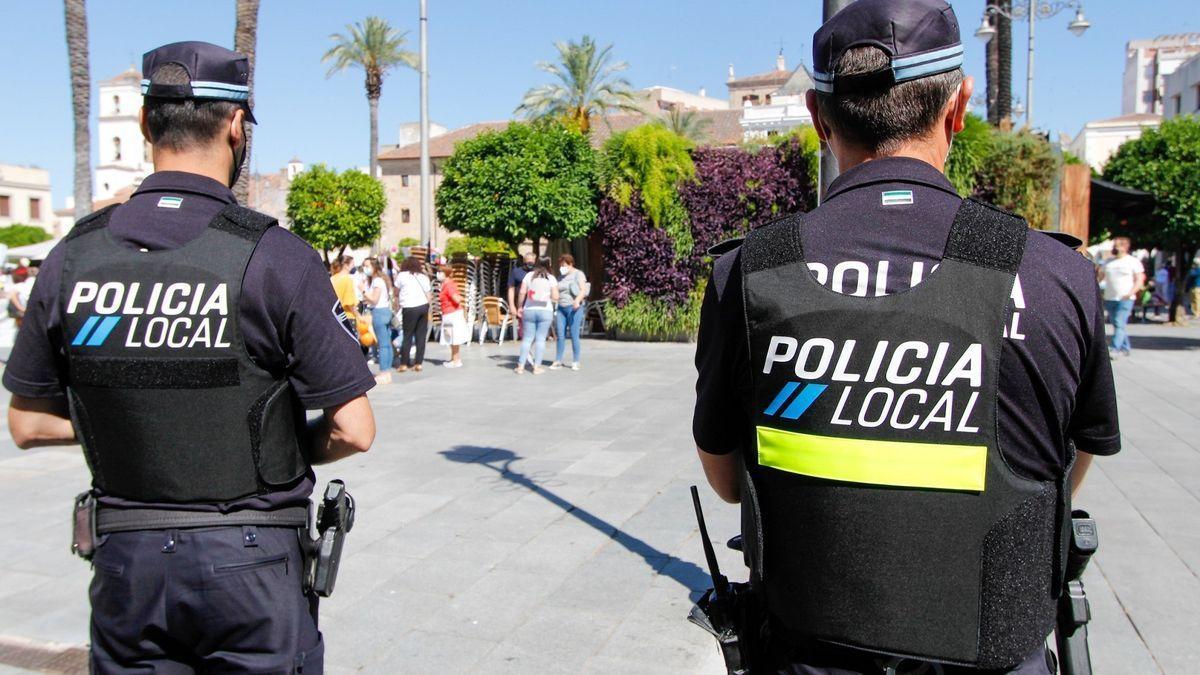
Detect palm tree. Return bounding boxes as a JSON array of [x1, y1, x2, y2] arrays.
[[232, 0, 259, 204], [64, 0, 92, 219], [323, 17, 418, 180], [661, 107, 711, 143], [516, 35, 641, 134]]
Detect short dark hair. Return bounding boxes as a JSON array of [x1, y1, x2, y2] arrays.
[[400, 256, 424, 274], [814, 47, 963, 154], [143, 63, 240, 151]]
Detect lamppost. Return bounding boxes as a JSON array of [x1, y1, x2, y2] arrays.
[[975, 2, 1091, 129]]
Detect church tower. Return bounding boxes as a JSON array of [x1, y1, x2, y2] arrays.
[[95, 66, 153, 201]]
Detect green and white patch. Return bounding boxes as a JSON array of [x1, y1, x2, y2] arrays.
[[157, 196, 183, 209], [881, 190, 914, 206]]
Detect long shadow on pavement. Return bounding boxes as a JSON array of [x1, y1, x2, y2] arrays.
[[441, 445, 711, 601]]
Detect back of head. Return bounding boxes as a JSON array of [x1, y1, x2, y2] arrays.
[[401, 256, 423, 275], [144, 63, 240, 152], [815, 47, 962, 154]]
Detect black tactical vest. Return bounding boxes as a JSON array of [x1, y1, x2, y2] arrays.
[[740, 199, 1068, 669], [59, 204, 308, 504]]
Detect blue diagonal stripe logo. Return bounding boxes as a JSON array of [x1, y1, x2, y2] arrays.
[[763, 382, 828, 420], [84, 316, 121, 346], [71, 316, 100, 347]]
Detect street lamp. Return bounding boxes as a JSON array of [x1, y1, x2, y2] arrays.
[[975, 2, 1091, 128]]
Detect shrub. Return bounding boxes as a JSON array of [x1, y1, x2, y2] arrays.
[[972, 130, 1057, 229], [0, 224, 54, 248], [443, 235, 515, 258], [597, 194, 692, 306], [287, 165, 386, 261], [605, 284, 705, 340], [945, 113, 994, 196]]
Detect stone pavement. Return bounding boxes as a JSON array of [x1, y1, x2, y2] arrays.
[[0, 324, 1196, 673]]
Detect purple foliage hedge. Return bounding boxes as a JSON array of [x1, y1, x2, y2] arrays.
[[598, 137, 816, 307]]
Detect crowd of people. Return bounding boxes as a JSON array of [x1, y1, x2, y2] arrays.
[[330, 250, 590, 382], [1095, 235, 1200, 359]]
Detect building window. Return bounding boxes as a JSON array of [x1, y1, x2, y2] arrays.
[[29, 197, 41, 221], [0, 195, 9, 218], [1173, 94, 1183, 115], [113, 95, 120, 114], [113, 137, 122, 161], [402, 174, 410, 187], [401, 208, 411, 223], [742, 94, 760, 106], [1194, 84, 1200, 112]]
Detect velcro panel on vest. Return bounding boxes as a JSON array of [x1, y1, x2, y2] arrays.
[[741, 213, 805, 274], [71, 356, 239, 389], [210, 204, 278, 242], [978, 485, 1058, 669], [64, 204, 118, 241], [943, 199, 1027, 274]]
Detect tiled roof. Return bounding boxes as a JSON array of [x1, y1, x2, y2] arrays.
[[378, 110, 745, 163], [727, 69, 792, 88]]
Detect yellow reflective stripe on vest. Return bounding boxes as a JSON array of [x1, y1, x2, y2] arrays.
[[756, 426, 987, 492]]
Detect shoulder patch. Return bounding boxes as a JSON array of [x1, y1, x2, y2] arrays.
[[64, 204, 120, 241], [211, 204, 278, 242]]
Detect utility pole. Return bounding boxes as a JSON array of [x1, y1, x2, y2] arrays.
[[418, 0, 432, 248], [819, 0, 854, 202]]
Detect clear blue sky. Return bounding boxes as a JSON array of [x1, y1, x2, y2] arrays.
[[2, 0, 1197, 209]]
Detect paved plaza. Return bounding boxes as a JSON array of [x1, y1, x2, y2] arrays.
[[0, 322, 1197, 673]]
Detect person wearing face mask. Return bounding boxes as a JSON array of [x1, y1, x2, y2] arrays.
[[507, 252, 537, 342], [2, 42, 379, 671], [549, 253, 590, 371]]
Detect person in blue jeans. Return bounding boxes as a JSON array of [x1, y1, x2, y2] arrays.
[[1099, 236, 1144, 358], [550, 253, 591, 371], [515, 260, 559, 374], [359, 257, 395, 383]]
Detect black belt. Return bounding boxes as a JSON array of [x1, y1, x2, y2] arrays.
[[96, 505, 309, 534]]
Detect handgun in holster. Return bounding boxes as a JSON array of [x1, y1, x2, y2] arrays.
[[1055, 510, 1098, 675], [304, 479, 356, 598], [71, 491, 98, 561]]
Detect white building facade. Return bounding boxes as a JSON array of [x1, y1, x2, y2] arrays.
[[95, 67, 153, 201], [1163, 54, 1200, 119], [1067, 113, 1162, 173], [1123, 34, 1200, 115], [737, 61, 816, 140], [0, 164, 57, 235]]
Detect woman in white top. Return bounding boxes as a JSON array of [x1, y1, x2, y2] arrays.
[[395, 256, 433, 372], [515, 259, 558, 374], [358, 257, 394, 383]]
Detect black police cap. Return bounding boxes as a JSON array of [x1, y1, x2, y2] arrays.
[[141, 41, 256, 123], [812, 0, 963, 95]]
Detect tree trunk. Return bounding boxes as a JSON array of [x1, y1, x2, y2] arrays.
[[64, 0, 93, 220], [368, 93, 380, 181], [232, 0, 259, 205], [986, 14, 999, 126], [996, 0, 1012, 125]]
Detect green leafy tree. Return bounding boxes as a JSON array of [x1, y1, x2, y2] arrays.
[[1103, 116, 1200, 322], [599, 124, 695, 257], [287, 164, 386, 262], [945, 113, 995, 196], [436, 121, 598, 255], [516, 35, 640, 134], [0, 225, 54, 248], [973, 130, 1057, 229], [661, 108, 711, 143], [323, 17, 418, 179]]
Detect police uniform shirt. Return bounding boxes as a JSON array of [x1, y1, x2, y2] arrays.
[[694, 157, 1121, 481], [3, 171, 376, 509]]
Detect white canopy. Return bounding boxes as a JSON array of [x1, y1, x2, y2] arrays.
[[5, 238, 62, 262]]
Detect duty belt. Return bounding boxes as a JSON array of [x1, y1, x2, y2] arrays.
[[96, 505, 309, 534]]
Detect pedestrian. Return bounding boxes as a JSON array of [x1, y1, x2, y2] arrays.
[[549, 253, 589, 371], [3, 41, 376, 672], [330, 255, 358, 316], [6, 266, 35, 330], [507, 251, 536, 339], [359, 256, 394, 383], [1187, 259, 1200, 317], [515, 259, 558, 374], [395, 255, 432, 372], [692, 2, 1120, 672], [438, 264, 467, 368], [1100, 236, 1145, 356]]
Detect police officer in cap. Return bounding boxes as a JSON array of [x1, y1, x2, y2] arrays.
[[693, 1, 1120, 672], [5, 41, 377, 671]]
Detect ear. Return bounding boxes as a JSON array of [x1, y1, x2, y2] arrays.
[[139, 107, 152, 143], [951, 75, 975, 134], [806, 90, 831, 142], [228, 108, 246, 147]]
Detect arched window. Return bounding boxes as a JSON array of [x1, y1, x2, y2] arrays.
[[112, 95, 120, 114], [113, 137, 122, 161]]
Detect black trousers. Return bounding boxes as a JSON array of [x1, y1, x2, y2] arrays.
[[400, 304, 429, 367], [89, 525, 322, 674]]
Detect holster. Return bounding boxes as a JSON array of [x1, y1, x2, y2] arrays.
[[688, 581, 764, 674], [302, 479, 356, 598], [71, 491, 98, 560]]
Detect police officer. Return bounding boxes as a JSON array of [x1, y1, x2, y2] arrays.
[[4, 42, 377, 672], [693, 2, 1120, 672]]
